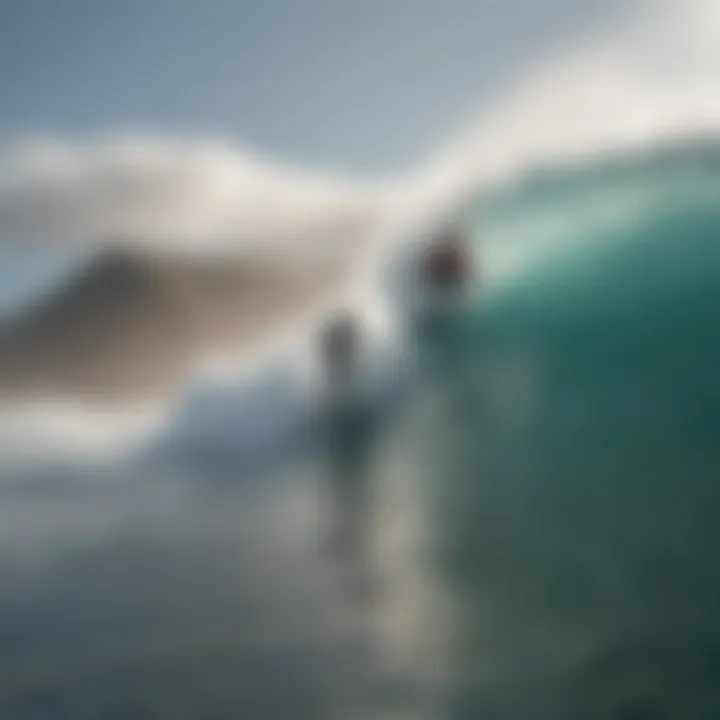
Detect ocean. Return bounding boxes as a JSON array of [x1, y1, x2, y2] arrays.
[[1, 140, 719, 719]]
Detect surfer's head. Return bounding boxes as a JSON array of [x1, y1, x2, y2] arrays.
[[420, 225, 473, 291], [319, 311, 361, 390]]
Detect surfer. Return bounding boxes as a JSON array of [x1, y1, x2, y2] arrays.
[[316, 311, 381, 602], [405, 222, 475, 341]]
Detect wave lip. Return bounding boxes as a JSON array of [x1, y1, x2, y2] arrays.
[[410, 0, 720, 221]]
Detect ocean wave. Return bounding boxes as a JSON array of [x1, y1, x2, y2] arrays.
[[405, 0, 720, 223], [5, 0, 720, 475]]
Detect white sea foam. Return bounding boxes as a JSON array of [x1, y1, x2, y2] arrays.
[[0, 399, 171, 472]]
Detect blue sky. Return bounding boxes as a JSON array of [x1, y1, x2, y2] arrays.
[[0, 0, 629, 174]]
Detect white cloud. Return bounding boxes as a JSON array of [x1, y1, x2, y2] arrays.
[[0, 135, 392, 264]]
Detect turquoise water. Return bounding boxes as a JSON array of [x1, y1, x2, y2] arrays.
[[401, 144, 720, 718]]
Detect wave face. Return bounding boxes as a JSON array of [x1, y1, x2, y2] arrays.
[[399, 140, 720, 717]]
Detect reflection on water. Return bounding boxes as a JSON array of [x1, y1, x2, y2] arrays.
[[0, 351, 452, 719], [0, 469, 412, 719], [323, 403, 382, 604]]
